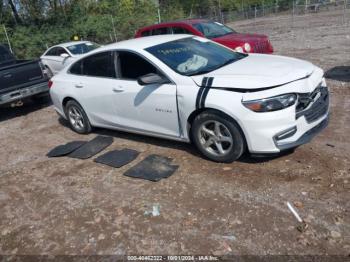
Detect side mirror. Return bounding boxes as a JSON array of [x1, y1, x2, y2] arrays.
[[60, 53, 70, 58], [137, 73, 168, 86]]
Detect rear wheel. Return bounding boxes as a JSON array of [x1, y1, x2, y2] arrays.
[[191, 111, 245, 163], [65, 100, 92, 134]]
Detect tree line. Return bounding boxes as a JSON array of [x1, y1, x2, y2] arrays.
[[0, 0, 290, 59]]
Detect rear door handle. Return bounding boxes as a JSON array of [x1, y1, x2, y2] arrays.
[[112, 86, 124, 93], [75, 83, 84, 88]]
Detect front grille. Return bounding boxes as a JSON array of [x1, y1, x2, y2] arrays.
[[296, 85, 329, 123], [254, 41, 268, 53]]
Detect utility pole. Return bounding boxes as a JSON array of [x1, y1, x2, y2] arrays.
[[343, 0, 347, 24], [262, 0, 265, 17], [155, 0, 161, 23], [111, 16, 117, 42], [3, 25, 13, 54], [292, 0, 295, 27], [218, 0, 223, 23], [158, 8, 161, 23], [275, 0, 278, 13], [305, 0, 308, 14]]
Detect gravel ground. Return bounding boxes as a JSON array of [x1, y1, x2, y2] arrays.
[[0, 9, 349, 257]]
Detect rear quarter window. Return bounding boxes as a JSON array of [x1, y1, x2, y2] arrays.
[[70, 60, 83, 75], [152, 27, 171, 35], [172, 27, 193, 35], [141, 30, 151, 37], [45, 47, 58, 56]]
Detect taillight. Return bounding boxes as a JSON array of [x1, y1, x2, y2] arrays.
[[48, 80, 53, 88]]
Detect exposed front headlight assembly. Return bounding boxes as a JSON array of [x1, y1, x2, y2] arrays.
[[242, 94, 297, 112]]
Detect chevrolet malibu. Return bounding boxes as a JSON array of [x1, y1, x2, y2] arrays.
[[49, 35, 329, 162]]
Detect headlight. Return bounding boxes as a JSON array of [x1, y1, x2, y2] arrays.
[[244, 43, 251, 52], [242, 94, 297, 112], [235, 46, 243, 53]]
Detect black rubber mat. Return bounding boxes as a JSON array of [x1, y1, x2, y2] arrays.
[[94, 149, 140, 168], [47, 141, 86, 157], [123, 154, 179, 182], [325, 66, 350, 82], [68, 135, 113, 159]]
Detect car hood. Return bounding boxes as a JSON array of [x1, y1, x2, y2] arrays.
[[191, 54, 316, 90], [213, 32, 268, 43]]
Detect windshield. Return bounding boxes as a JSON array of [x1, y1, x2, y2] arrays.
[[193, 21, 236, 39], [67, 42, 100, 55], [145, 37, 246, 76]]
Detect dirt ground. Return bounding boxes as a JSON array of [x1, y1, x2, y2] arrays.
[[0, 9, 349, 257]]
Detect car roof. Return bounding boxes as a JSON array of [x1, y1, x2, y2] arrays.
[[177, 18, 210, 25], [95, 34, 193, 53], [138, 19, 210, 31], [53, 41, 92, 48]]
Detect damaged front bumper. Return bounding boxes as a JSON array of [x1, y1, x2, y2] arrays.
[[244, 84, 329, 154], [273, 116, 329, 151], [273, 85, 329, 151]]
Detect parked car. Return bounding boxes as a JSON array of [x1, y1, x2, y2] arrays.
[[49, 35, 328, 162], [0, 44, 49, 106], [41, 41, 100, 77], [135, 19, 273, 54]]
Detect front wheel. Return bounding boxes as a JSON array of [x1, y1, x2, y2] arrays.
[[191, 111, 245, 163], [65, 100, 92, 134]]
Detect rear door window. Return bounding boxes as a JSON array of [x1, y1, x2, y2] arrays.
[[141, 30, 151, 37], [82, 51, 116, 78]]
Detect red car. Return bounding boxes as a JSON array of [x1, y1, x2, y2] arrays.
[[135, 19, 273, 54]]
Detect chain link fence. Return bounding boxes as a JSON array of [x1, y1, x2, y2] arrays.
[[194, 0, 349, 25]]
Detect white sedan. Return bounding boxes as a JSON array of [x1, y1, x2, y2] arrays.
[[49, 35, 329, 162], [41, 41, 100, 77]]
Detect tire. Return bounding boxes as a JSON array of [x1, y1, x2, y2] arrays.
[[191, 110, 245, 163], [65, 100, 92, 134]]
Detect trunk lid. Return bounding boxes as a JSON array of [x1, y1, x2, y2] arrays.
[[0, 59, 47, 95]]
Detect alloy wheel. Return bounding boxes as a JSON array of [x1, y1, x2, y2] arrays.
[[68, 106, 85, 131], [198, 120, 233, 157]]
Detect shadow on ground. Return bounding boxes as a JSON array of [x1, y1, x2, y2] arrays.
[[0, 95, 52, 122], [325, 66, 350, 82]]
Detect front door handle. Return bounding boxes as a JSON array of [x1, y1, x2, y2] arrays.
[[75, 83, 84, 88], [112, 86, 124, 93]]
